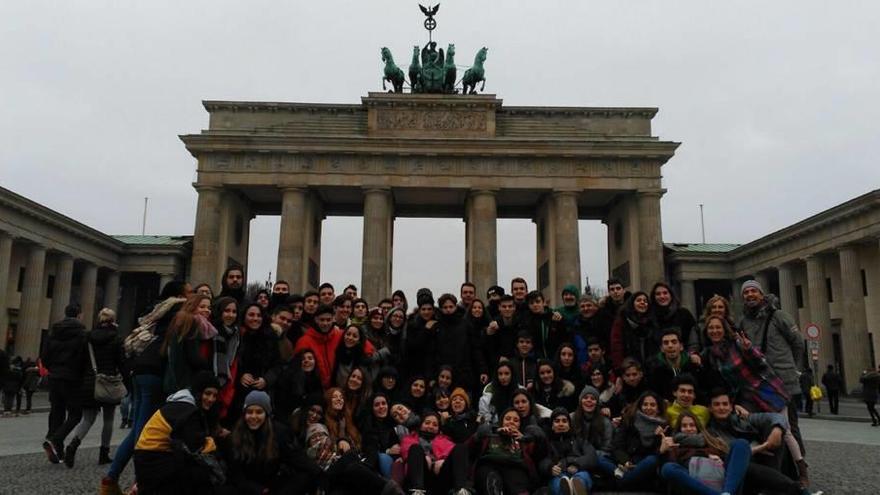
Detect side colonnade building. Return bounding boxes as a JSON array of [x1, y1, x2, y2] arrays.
[[667, 189, 880, 392], [0, 186, 191, 360]]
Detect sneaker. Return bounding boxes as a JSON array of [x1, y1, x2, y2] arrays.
[[42, 440, 60, 464], [614, 466, 626, 479], [559, 476, 574, 495], [453, 489, 471, 495], [407, 490, 427, 495], [484, 470, 503, 495], [571, 477, 588, 495]]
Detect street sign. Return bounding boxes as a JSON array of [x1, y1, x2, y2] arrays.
[[810, 348, 820, 361], [804, 323, 821, 341], [808, 340, 820, 351]]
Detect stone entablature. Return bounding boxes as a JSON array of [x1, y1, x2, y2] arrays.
[[182, 93, 680, 303]]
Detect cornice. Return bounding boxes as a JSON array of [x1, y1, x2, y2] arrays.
[[179, 133, 680, 160]]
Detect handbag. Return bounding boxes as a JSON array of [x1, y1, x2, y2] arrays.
[[688, 456, 725, 491], [810, 385, 824, 401], [89, 343, 126, 404]]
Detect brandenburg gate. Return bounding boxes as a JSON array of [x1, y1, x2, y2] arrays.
[[181, 92, 679, 304]]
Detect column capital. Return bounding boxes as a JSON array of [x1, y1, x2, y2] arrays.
[[836, 243, 860, 254], [279, 185, 307, 192], [192, 183, 223, 193], [469, 188, 498, 197], [552, 189, 580, 198], [636, 188, 667, 198], [362, 186, 392, 195]]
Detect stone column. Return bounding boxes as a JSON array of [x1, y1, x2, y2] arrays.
[[729, 279, 743, 317], [637, 190, 665, 290], [754, 271, 770, 294], [190, 185, 224, 290], [553, 191, 582, 296], [79, 263, 98, 329], [778, 263, 798, 323], [838, 246, 871, 392], [104, 270, 121, 312], [465, 190, 498, 298], [277, 187, 308, 292], [0, 232, 12, 350], [805, 255, 833, 374], [361, 188, 393, 305], [17, 244, 46, 360], [679, 279, 697, 315], [50, 254, 74, 324]]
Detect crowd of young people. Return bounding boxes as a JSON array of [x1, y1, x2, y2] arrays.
[[37, 264, 824, 495]]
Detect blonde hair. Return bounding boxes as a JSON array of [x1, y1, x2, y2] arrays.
[[97, 308, 116, 325]]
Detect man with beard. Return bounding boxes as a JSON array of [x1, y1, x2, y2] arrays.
[[738, 280, 806, 454], [219, 265, 246, 305], [268, 280, 290, 311]]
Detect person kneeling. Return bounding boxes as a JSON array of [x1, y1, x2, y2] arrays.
[[133, 371, 223, 495]]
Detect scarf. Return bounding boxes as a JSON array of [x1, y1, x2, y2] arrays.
[[633, 412, 667, 447], [673, 432, 706, 448], [195, 315, 219, 340]]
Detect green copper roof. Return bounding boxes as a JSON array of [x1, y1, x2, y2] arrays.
[[664, 243, 740, 253], [113, 235, 191, 246]]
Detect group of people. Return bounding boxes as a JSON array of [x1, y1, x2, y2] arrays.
[[31, 264, 828, 495]]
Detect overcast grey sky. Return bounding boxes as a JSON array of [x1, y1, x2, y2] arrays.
[[2, 1, 878, 301]]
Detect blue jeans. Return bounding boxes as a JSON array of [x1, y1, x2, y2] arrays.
[[660, 439, 751, 495], [597, 454, 660, 488], [107, 374, 163, 481], [120, 390, 134, 421], [549, 471, 592, 495], [377, 453, 394, 478]]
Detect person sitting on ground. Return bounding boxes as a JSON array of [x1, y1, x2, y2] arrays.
[[400, 410, 470, 495], [218, 390, 319, 495], [540, 407, 595, 495], [658, 411, 752, 495], [470, 408, 543, 495], [442, 388, 479, 443], [604, 391, 667, 491]]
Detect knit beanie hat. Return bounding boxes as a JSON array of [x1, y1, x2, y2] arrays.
[[305, 422, 329, 442], [741, 279, 764, 295], [378, 365, 399, 380], [243, 390, 272, 415], [450, 387, 471, 409], [562, 284, 580, 297], [579, 385, 600, 401], [550, 407, 570, 424]]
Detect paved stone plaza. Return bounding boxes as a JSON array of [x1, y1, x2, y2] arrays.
[[0, 411, 877, 494]]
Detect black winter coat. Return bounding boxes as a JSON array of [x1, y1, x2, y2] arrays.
[[434, 312, 485, 385], [402, 316, 434, 380], [521, 310, 569, 361], [361, 415, 399, 470], [41, 317, 87, 382], [80, 324, 123, 408]]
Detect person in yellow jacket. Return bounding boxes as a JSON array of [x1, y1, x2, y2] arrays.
[[133, 371, 221, 494]]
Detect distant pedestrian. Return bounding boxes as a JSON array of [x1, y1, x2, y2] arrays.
[[799, 366, 814, 417], [65, 308, 124, 468], [2, 356, 23, 416], [821, 364, 843, 415], [859, 367, 880, 426], [20, 358, 40, 414], [41, 303, 88, 464]]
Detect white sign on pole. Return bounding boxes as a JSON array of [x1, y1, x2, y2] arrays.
[[804, 323, 821, 341]]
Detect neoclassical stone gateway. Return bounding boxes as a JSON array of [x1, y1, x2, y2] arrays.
[[181, 93, 680, 305]]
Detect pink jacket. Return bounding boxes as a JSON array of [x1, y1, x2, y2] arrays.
[[400, 431, 456, 463]]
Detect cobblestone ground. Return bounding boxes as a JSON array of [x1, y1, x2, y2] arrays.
[[1, 414, 878, 494]]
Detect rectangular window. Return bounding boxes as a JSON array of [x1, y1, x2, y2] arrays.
[[17, 267, 25, 292], [795, 285, 804, 309], [826, 277, 833, 303], [46, 275, 55, 298], [862, 269, 868, 297]]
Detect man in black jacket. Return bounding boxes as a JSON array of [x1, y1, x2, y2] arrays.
[[41, 303, 87, 463]]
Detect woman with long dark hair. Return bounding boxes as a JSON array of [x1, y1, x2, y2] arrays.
[[478, 362, 517, 425], [602, 391, 666, 490], [535, 359, 576, 413], [609, 291, 658, 370], [219, 391, 317, 494]]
